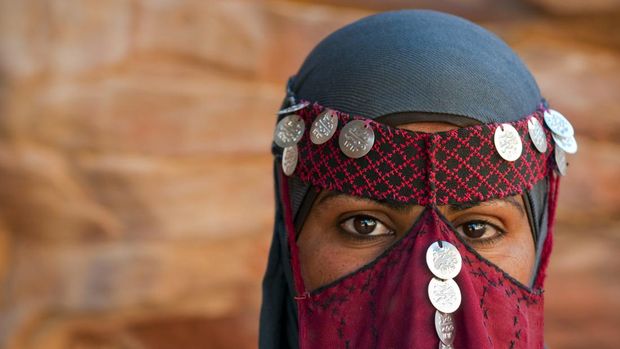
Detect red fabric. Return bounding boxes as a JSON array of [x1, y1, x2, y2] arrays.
[[294, 102, 552, 206], [293, 208, 545, 349]]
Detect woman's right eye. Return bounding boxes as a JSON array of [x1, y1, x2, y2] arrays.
[[340, 215, 394, 237]]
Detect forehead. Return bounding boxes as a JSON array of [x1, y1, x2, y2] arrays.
[[397, 122, 458, 133]]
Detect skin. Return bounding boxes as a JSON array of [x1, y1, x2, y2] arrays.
[[298, 122, 535, 291]]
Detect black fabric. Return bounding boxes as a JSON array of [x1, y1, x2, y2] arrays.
[[261, 10, 550, 349], [259, 168, 299, 348]]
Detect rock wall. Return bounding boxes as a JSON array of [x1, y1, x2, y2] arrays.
[[0, 1, 618, 348]]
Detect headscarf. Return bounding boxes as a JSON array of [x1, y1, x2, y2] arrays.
[[260, 10, 574, 349]]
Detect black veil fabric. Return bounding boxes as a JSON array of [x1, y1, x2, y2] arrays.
[[260, 10, 550, 349]]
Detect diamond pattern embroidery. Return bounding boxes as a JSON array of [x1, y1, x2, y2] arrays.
[[291, 102, 552, 205]]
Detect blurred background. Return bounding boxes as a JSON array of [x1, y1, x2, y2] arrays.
[[0, 1, 618, 348]]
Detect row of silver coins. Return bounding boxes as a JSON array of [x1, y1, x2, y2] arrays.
[[544, 109, 577, 176], [426, 241, 462, 347], [276, 103, 575, 176], [274, 105, 377, 175]]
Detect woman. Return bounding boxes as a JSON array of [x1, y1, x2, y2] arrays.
[[260, 10, 576, 349]]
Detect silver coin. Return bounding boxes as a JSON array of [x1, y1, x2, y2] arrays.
[[281, 145, 298, 176], [426, 241, 462, 280], [428, 277, 462, 314], [554, 145, 567, 176], [494, 123, 523, 162], [435, 310, 455, 345], [528, 117, 548, 153], [544, 109, 574, 138], [552, 133, 578, 154], [439, 342, 454, 349], [277, 101, 310, 115], [310, 109, 339, 145], [338, 120, 375, 158], [274, 114, 305, 148]]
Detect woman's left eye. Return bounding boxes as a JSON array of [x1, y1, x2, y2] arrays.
[[455, 220, 505, 242], [340, 215, 394, 237]]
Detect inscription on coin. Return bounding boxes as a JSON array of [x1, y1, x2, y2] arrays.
[[435, 310, 455, 345], [494, 124, 523, 162], [552, 133, 578, 154], [282, 145, 298, 176], [426, 241, 462, 280], [439, 342, 454, 349], [544, 109, 574, 138], [274, 114, 305, 148], [310, 109, 338, 145], [428, 278, 462, 314], [554, 145, 567, 176], [528, 117, 548, 153], [338, 120, 375, 158]]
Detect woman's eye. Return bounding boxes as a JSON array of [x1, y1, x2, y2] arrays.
[[455, 220, 504, 241], [340, 215, 394, 237]]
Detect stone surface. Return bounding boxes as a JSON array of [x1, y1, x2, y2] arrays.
[[545, 222, 620, 349], [525, 0, 620, 14], [0, 1, 618, 348]]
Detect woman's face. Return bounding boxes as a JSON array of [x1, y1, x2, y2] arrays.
[[298, 122, 536, 291]]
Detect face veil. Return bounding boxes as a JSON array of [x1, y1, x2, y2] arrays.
[[259, 9, 576, 349]]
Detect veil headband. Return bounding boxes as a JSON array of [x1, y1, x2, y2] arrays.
[[275, 101, 558, 206]]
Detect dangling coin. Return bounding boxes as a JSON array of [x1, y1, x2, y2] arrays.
[[435, 310, 455, 345], [338, 120, 375, 158], [554, 145, 567, 176], [426, 241, 462, 280], [277, 101, 310, 115], [428, 277, 462, 314], [310, 109, 338, 145], [528, 117, 548, 153], [274, 114, 305, 148], [282, 145, 298, 176], [552, 133, 578, 154], [494, 124, 523, 162], [544, 109, 574, 138]]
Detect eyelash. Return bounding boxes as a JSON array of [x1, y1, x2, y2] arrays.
[[337, 214, 395, 242]]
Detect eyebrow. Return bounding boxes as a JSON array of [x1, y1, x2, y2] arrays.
[[316, 191, 526, 216], [448, 196, 526, 217], [316, 191, 411, 212]]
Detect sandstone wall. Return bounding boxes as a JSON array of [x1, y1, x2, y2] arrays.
[[0, 1, 618, 348]]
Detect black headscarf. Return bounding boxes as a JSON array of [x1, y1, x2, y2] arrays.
[[260, 10, 549, 349]]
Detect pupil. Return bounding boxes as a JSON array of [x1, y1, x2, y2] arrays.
[[354, 216, 377, 235], [464, 222, 486, 238]]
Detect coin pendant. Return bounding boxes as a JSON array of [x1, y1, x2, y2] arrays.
[[554, 145, 567, 176], [426, 241, 462, 280], [552, 133, 578, 154], [277, 101, 310, 115], [435, 310, 455, 345], [428, 277, 462, 314], [274, 114, 305, 148], [281, 145, 298, 176], [528, 117, 548, 153], [338, 120, 375, 158], [494, 124, 523, 162], [544, 109, 574, 138], [310, 109, 338, 145]]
